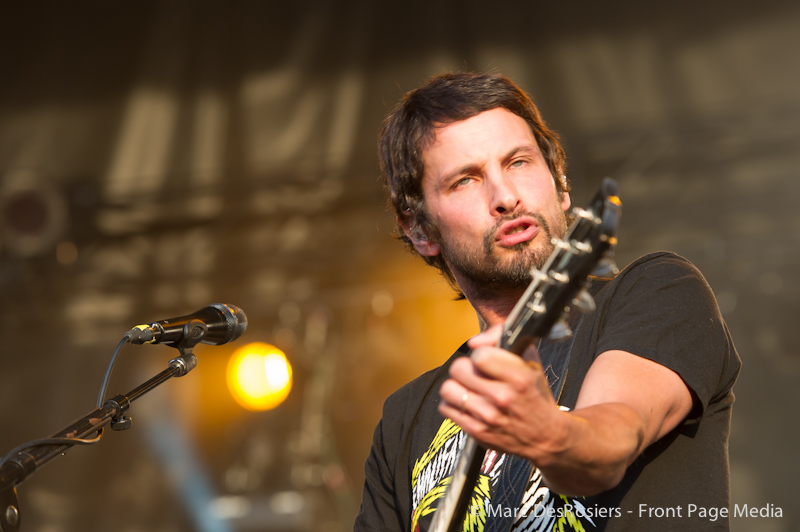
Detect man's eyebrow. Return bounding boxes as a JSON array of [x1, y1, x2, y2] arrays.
[[442, 163, 481, 185], [504, 144, 539, 160]]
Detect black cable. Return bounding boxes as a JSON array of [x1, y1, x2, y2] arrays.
[[0, 332, 134, 474], [0, 431, 104, 469], [96, 332, 133, 408]]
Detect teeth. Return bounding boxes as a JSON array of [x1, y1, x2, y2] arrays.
[[508, 225, 527, 234]]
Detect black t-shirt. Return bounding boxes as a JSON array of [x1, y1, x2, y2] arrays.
[[354, 252, 741, 532]]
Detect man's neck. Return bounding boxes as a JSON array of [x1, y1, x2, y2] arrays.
[[458, 279, 526, 331]]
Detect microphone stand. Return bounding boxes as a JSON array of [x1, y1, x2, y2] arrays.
[[0, 320, 209, 532]]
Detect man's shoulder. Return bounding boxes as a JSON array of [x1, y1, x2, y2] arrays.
[[602, 251, 711, 297], [381, 342, 470, 418], [620, 250, 701, 277], [588, 251, 720, 326]]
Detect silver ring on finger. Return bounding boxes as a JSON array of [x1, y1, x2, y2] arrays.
[[459, 391, 469, 413]]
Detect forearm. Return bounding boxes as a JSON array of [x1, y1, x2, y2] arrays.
[[532, 402, 646, 496]]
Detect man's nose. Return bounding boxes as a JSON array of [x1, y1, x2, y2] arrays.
[[489, 172, 520, 215]]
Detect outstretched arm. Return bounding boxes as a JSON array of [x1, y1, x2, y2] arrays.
[[438, 325, 693, 496]]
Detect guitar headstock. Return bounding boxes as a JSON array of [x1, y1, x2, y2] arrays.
[[501, 177, 622, 354]]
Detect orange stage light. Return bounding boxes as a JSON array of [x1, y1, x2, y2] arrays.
[[226, 342, 292, 411]]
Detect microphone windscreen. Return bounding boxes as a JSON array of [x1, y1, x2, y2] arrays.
[[209, 303, 248, 344]]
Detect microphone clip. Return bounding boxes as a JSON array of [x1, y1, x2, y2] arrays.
[[167, 319, 207, 376]]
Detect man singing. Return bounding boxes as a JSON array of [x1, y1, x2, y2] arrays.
[[354, 72, 740, 532]]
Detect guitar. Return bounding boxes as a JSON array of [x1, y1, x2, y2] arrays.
[[428, 177, 622, 532]]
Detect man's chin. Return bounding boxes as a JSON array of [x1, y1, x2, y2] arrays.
[[470, 259, 538, 287], [496, 247, 548, 275]]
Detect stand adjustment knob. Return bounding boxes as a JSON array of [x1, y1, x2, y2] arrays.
[[5, 504, 18, 527], [0, 487, 20, 532], [111, 416, 133, 431]]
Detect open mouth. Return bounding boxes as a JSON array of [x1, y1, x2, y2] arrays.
[[495, 218, 539, 247]]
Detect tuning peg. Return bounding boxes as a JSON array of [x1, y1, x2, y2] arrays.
[[572, 288, 596, 313], [549, 317, 573, 342], [591, 257, 619, 278]]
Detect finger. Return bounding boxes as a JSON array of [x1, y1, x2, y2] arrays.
[[438, 384, 507, 435], [438, 400, 490, 436], [448, 356, 514, 401], [439, 378, 470, 412], [440, 378, 507, 426], [521, 342, 543, 365], [467, 323, 503, 349], [468, 349, 554, 407], [468, 346, 539, 385], [447, 356, 532, 416]]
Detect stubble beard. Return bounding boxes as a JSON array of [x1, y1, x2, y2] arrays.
[[438, 210, 568, 300]]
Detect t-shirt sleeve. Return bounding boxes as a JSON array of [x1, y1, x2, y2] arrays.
[[353, 400, 405, 532], [593, 253, 736, 417]]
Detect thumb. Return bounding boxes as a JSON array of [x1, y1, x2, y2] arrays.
[[467, 323, 503, 349]]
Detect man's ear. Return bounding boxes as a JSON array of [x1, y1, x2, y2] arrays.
[[557, 174, 571, 213], [398, 212, 440, 257], [560, 191, 571, 213]]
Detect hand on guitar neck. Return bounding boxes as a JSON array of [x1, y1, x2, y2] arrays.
[[438, 323, 692, 497], [439, 324, 566, 469]]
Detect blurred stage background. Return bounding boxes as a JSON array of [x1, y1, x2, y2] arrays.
[[0, 1, 798, 531]]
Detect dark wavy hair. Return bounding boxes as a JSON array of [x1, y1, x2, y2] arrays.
[[378, 71, 570, 288]]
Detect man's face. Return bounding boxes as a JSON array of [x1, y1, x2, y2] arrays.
[[415, 108, 571, 294]]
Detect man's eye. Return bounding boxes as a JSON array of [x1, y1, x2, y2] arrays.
[[510, 160, 525, 168], [455, 177, 472, 187]]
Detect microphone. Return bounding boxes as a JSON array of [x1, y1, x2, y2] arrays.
[[128, 303, 247, 346]]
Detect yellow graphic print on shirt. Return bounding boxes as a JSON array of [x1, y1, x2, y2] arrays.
[[410, 418, 596, 532]]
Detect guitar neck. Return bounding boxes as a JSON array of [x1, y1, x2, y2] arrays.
[[429, 435, 485, 532]]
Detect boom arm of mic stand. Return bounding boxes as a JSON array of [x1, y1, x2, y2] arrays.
[[0, 328, 203, 532]]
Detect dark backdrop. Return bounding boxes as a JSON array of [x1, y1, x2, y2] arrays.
[[0, 1, 798, 531]]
